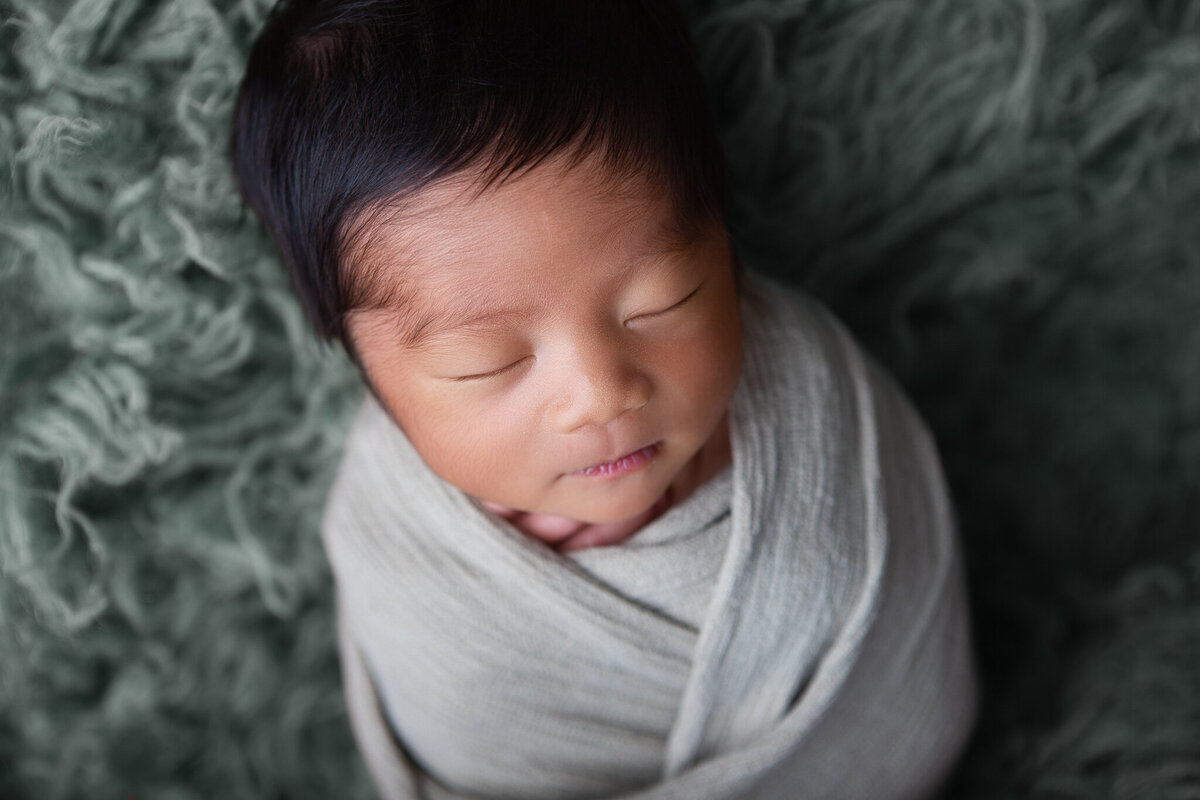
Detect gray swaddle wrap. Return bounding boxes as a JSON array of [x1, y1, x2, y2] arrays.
[[323, 273, 978, 799]]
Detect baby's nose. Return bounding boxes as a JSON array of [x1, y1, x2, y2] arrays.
[[550, 333, 651, 432]]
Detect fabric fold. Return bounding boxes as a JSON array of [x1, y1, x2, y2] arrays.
[[323, 271, 977, 800]]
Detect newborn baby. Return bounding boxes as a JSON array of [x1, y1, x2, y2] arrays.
[[230, 1, 978, 798]]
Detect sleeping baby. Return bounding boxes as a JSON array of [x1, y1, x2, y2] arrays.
[[230, 1, 978, 797]]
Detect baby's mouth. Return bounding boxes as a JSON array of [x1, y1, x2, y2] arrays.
[[570, 442, 662, 479]]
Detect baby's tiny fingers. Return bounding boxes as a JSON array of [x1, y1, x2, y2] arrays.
[[480, 499, 518, 518], [519, 513, 585, 539]]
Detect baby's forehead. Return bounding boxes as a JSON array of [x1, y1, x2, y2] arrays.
[[344, 160, 703, 312]]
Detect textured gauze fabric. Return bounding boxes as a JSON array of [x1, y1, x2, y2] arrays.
[[321, 271, 978, 799]]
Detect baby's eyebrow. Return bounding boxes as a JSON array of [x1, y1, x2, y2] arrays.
[[403, 244, 702, 348], [401, 304, 528, 349], [644, 212, 705, 255], [348, 269, 523, 349], [377, 212, 707, 348]]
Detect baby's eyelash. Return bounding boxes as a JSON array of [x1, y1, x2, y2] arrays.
[[636, 282, 703, 320], [451, 356, 531, 382]]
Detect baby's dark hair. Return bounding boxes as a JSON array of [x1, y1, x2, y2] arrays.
[[230, 0, 726, 345]]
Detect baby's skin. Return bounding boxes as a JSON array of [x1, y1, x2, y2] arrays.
[[345, 154, 742, 552]]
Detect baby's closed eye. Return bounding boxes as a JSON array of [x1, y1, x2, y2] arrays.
[[446, 354, 534, 382], [625, 281, 703, 324]]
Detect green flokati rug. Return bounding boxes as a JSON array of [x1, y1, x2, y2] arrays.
[[1, 0, 1197, 797]]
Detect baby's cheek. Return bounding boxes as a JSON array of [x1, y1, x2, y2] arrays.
[[674, 337, 737, 402]]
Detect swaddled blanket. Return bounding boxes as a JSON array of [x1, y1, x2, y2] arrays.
[[323, 273, 977, 799]]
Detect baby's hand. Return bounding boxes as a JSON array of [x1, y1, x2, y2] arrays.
[[479, 500, 586, 541], [479, 496, 668, 552]]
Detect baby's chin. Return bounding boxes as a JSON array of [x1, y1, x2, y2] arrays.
[[477, 490, 672, 551]]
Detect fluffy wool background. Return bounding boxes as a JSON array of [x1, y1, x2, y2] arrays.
[[0, 0, 1197, 798]]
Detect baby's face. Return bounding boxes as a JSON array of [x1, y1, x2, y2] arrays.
[[346, 156, 742, 532]]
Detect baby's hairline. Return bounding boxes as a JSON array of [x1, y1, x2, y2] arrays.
[[335, 151, 727, 325]]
